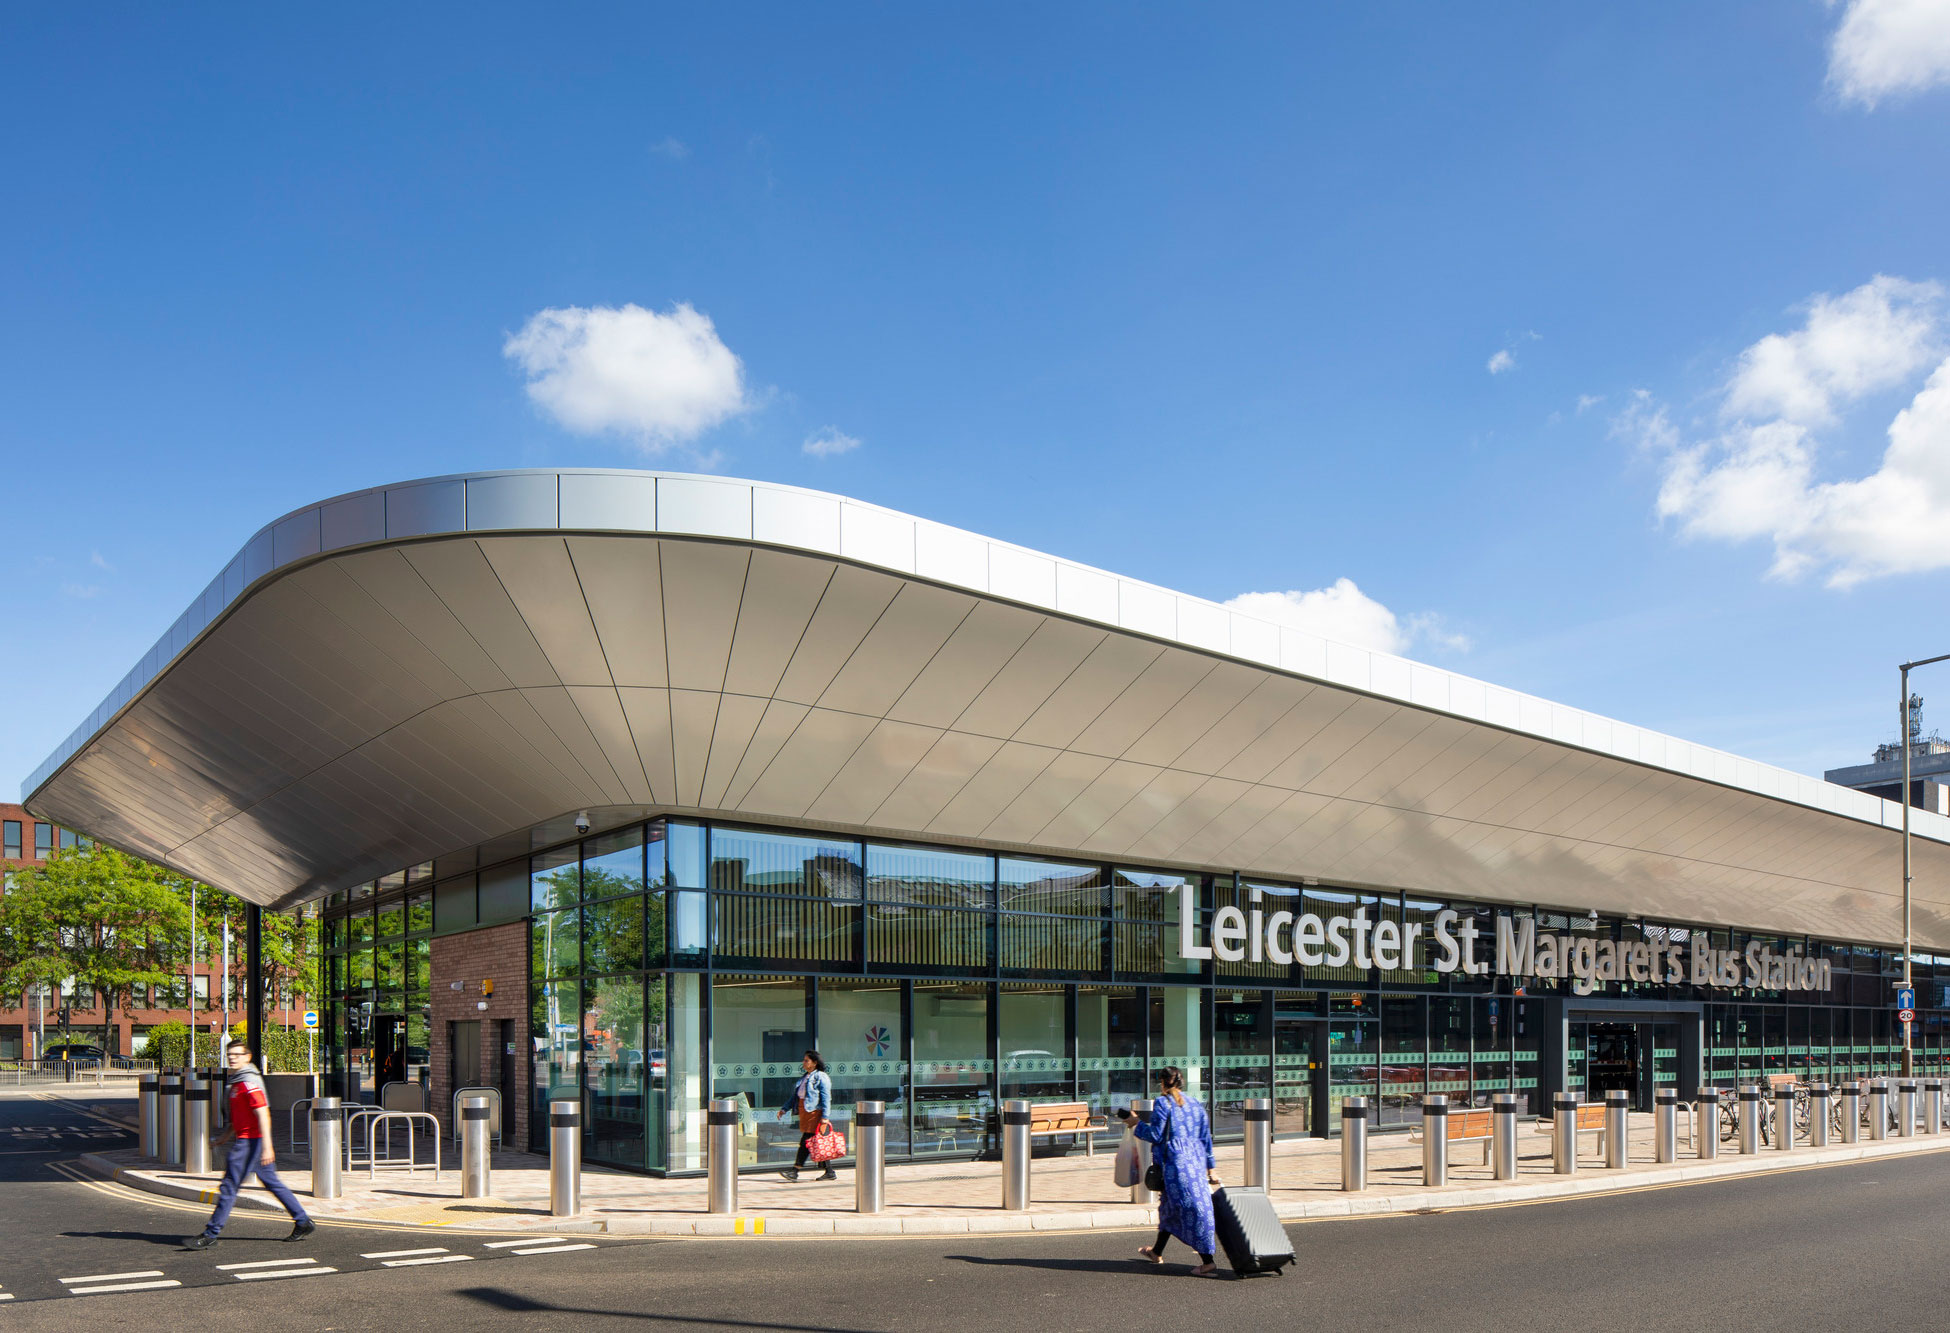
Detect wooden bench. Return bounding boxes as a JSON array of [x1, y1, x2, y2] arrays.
[[1021, 1101, 1109, 1156], [1534, 1101, 1606, 1155], [1408, 1106, 1496, 1165]]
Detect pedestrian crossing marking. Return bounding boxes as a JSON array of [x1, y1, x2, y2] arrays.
[[216, 1258, 316, 1270], [60, 1270, 163, 1284], [362, 1247, 448, 1259], [233, 1266, 338, 1281], [382, 1254, 475, 1267]]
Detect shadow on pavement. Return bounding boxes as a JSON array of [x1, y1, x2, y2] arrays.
[[62, 1229, 191, 1248], [460, 1287, 874, 1331], [947, 1253, 1181, 1276]]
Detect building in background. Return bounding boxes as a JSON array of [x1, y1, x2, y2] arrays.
[[0, 800, 306, 1058], [1825, 696, 1950, 815], [22, 471, 1950, 1169]]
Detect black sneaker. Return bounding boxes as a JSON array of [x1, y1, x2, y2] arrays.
[[778, 1168, 800, 1182], [285, 1220, 316, 1242], [818, 1168, 838, 1181], [183, 1234, 219, 1251]]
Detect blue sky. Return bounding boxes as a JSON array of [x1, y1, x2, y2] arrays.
[[6, 3, 1950, 796]]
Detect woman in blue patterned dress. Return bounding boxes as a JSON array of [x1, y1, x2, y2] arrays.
[[1117, 1066, 1220, 1275]]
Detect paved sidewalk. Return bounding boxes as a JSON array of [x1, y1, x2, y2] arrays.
[[78, 1102, 1950, 1237]]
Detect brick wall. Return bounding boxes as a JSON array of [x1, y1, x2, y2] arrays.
[[428, 922, 528, 1150]]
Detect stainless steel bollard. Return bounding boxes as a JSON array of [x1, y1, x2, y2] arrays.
[[159, 1072, 183, 1168], [1341, 1097, 1368, 1191], [1775, 1085, 1796, 1152], [707, 1099, 738, 1214], [183, 1073, 213, 1174], [855, 1101, 886, 1213], [138, 1076, 158, 1159], [548, 1098, 580, 1217], [1695, 1090, 1719, 1160], [1492, 1093, 1519, 1180], [1927, 1080, 1943, 1135], [1870, 1079, 1889, 1141], [1001, 1098, 1031, 1210], [1899, 1081, 1918, 1138], [311, 1097, 343, 1199], [1655, 1089, 1678, 1163], [1738, 1086, 1761, 1154], [1810, 1083, 1831, 1148], [1128, 1098, 1155, 1204], [1840, 1082, 1861, 1144], [460, 1094, 492, 1199], [202, 1067, 226, 1132], [1422, 1094, 1449, 1186], [1604, 1089, 1628, 1168], [1243, 1097, 1272, 1191], [1552, 1095, 1577, 1174]]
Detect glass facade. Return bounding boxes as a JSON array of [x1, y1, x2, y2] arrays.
[[315, 814, 1950, 1175]]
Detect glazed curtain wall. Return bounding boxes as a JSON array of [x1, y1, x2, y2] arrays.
[[316, 815, 1950, 1173]]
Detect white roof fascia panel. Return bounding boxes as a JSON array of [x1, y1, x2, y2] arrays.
[[20, 465, 1941, 854]]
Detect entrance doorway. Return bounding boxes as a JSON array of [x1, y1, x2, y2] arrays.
[[1273, 1009, 1327, 1137], [374, 1013, 407, 1091], [1569, 1012, 1697, 1110]]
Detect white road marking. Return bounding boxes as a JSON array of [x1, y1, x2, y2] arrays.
[[60, 1270, 164, 1284], [0, 1293, 14, 1301], [361, 1247, 449, 1259], [382, 1254, 475, 1268], [513, 1242, 596, 1256], [216, 1258, 317, 1271], [233, 1266, 339, 1281], [67, 1280, 181, 1295], [483, 1236, 572, 1248]]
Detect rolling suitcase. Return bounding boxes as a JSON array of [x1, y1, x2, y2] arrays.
[[1211, 1186, 1293, 1277]]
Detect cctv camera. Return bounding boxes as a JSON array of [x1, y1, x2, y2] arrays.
[[574, 811, 591, 835]]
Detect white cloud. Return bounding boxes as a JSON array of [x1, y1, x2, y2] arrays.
[[88, 550, 113, 572], [648, 136, 690, 161], [801, 426, 861, 459], [504, 303, 751, 447], [1640, 275, 1950, 587], [1487, 349, 1516, 375], [1828, 0, 1950, 107], [1223, 579, 1468, 657], [1721, 275, 1941, 424], [1576, 394, 1606, 414], [61, 583, 102, 600]]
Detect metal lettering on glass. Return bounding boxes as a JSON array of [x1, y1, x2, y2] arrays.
[[1174, 888, 1834, 996]]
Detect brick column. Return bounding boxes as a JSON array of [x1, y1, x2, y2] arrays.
[[429, 923, 529, 1150]]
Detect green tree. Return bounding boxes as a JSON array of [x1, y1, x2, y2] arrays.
[[0, 844, 191, 1052]]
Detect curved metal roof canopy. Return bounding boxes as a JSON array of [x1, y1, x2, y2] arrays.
[[23, 470, 1950, 946]]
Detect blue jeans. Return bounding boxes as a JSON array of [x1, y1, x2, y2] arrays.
[[203, 1137, 311, 1237]]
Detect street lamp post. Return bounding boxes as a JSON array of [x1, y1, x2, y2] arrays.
[[1899, 654, 1950, 1078]]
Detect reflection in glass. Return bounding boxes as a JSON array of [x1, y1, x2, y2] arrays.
[[531, 978, 579, 1151], [1213, 991, 1268, 1141], [1149, 987, 1207, 1100], [866, 844, 993, 907], [582, 826, 646, 899], [911, 982, 992, 1157], [584, 896, 644, 974], [819, 979, 908, 1159], [531, 846, 579, 911], [1000, 985, 1070, 1102], [1079, 986, 1144, 1146], [999, 858, 1103, 916], [709, 976, 811, 1170], [711, 828, 861, 898], [585, 976, 646, 1169], [531, 908, 581, 979]]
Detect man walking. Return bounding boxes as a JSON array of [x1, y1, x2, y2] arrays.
[[184, 1039, 315, 1249]]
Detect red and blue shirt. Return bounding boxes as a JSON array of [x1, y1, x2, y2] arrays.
[[227, 1066, 269, 1138]]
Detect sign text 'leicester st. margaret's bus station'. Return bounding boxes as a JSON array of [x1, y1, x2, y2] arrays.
[[1172, 886, 1835, 997]]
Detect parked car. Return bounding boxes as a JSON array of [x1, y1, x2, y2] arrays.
[[40, 1043, 107, 1062]]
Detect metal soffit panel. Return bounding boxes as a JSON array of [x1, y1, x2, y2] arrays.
[[18, 527, 1950, 952]]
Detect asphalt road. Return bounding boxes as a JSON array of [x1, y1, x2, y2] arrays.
[[4, 1088, 1948, 1331]]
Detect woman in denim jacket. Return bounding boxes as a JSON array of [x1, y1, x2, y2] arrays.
[[776, 1050, 834, 1181]]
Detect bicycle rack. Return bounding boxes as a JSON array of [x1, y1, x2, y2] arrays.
[[346, 1108, 442, 1180]]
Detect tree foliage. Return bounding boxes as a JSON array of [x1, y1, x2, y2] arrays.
[[0, 844, 191, 1047]]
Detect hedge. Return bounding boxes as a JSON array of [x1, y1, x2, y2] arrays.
[[142, 1021, 320, 1073]]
